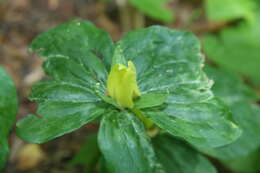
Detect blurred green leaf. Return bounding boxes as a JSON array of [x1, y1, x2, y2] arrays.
[[205, 0, 255, 22], [203, 16, 260, 85], [98, 111, 164, 173], [222, 148, 260, 173], [0, 67, 18, 170], [200, 66, 260, 160], [114, 26, 241, 148], [153, 135, 217, 173], [129, 0, 174, 23], [205, 65, 258, 103]]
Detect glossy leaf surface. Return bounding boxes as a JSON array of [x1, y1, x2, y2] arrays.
[[98, 111, 164, 173], [114, 26, 241, 148], [16, 21, 114, 143]]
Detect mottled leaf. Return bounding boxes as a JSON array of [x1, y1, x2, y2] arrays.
[[16, 21, 114, 143], [98, 111, 164, 173], [30, 20, 114, 70], [114, 26, 241, 148]]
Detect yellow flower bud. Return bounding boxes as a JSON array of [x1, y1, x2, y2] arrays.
[[107, 61, 140, 108]]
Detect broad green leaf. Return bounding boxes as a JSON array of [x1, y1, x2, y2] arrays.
[[0, 67, 18, 170], [114, 26, 213, 98], [145, 97, 240, 148], [16, 101, 106, 143], [29, 20, 114, 70], [17, 20, 115, 143], [203, 16, 260, 85], [98, 111, 164, 173], [205, 0, 255, 22], [129, 0, 174, 23], [113, 26, 241, 148], [200, 66, 260, 160], [153, 135, 217, 173]]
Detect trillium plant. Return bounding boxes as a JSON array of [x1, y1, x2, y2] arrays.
[[16, 20, 242, 173]]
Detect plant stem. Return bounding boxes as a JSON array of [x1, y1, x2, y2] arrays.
[[116, 0, 132, 32], [115, 0, 145, 32], [132, 7, 145, 29], [131, 108, 153, 129]]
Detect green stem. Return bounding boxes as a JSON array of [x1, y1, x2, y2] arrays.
[[116, 0, 146, 32], [116, 0, 132, 32], [131, 108, 153, 129], [132, 7, 145, 29]]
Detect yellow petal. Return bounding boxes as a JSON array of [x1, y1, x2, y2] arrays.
[[107, 61, 140, 108]]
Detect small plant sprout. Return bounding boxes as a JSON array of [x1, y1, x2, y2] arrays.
[[16, 20, 241, 173]]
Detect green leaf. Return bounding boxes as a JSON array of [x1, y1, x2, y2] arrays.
[[222, 148, 260, 173], [16, 20, 115, 143], [205, 0, 255, 22], [134, 93, 168, 109], [221, 105, 260, 172], [114, 26, 241, 148], [145, 97, 240, 148], [98, 111, 164, 173], [200, 66, 260, 160], [153, 135, 217, 173], [203, 16, 260, 85], [16, 101, 106, 143], [0, 67, 18, 170], [29, 20, 114, 70], [251, 104, 260, 124], [129, 0, 174, 23], [204, 66, 258, 104]]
